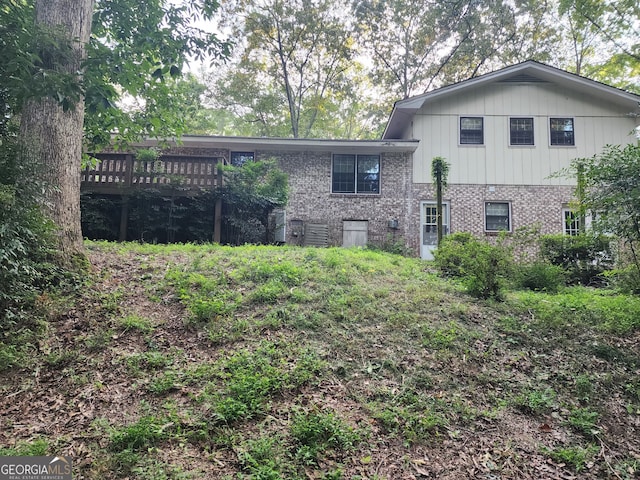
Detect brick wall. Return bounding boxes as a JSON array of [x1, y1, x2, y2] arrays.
[[100, 144, 577, 256], [260, 150, 414, 248], [264, 148, 575, 255], [406, 183, 576, 255]]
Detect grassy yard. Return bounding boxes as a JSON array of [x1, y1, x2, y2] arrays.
[[0, 241, 639, 479]]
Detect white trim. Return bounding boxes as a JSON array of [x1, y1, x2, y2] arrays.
[[420, 200, 450, 260], [128, 135, 420, 154], [459, 115, 485, 146], [484, 201, 512, 232], [549, 116, 576, 147], [508, 116, 535, 146]]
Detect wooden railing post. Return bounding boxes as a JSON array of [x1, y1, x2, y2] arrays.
[[125, 154, 133, 187]]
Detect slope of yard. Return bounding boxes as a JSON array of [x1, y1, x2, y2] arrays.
[[1, 241, 639, 479]]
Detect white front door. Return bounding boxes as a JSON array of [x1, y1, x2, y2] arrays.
[[420, 201, 449, 260]]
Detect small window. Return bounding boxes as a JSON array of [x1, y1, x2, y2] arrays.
[[550, 118, 575, 146], [510, 117, 534, 145], [230, 151, 254, 167], [460, 117, 484, 145], [563, 209, 582, 235], [485, 202, 510, 232], [332, 154, 380, 194]]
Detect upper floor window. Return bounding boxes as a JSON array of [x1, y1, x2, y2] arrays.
[[510, 117, 534, 145], [230, 151, 254, 167], [485, 202, 511, 232], [332, 154, 380, 194], [550, 118, 575, 146], [460, 117, 484, 145]]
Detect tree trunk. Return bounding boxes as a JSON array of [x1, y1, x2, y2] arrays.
[[435, 169, 443, 247], [19, 0, 94, 266]]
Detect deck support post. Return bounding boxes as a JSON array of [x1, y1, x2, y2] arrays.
[[213, 158, 224, 243], [119, 196, 129, 241]]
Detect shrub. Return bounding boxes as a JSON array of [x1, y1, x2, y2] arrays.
[[605, 247, 640, 294], [368, 234, 412, 256], [515, 261, 565, 293], [0, 136, 56, 331], [432, 232, 474, 277], [539, 234, 613, 286], [434, 233, 512, 300]]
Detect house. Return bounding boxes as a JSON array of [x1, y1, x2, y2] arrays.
[[383, 60, 640, 258], [83, 61, 640, 256]]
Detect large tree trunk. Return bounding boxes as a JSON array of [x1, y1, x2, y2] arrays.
[[20, 0, 94, 266]]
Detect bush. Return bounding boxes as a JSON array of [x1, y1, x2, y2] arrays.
[[0, 136, 56, 331], [432, 232, 474, 277], [434, 233, 512, 300], [368, 234, 412, 256], [606, 264, 640, 294], [539, 234, 613, 286], [515, 261, 565, 293], [605, 244, 640, 294]]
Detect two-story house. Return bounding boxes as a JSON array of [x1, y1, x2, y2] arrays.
[[85, 61, 640, 256], [382, 60, 640, 258]]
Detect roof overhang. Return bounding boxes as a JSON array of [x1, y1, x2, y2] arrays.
[[383, 60, 640, 139], [129, 135, 420, 154]]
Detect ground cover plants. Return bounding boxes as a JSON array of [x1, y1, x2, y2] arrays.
[[0, 241, 639, 479]]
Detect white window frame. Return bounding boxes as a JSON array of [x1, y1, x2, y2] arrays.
[[509, 117, 535, 146], [459, 116, 484, 145], [562, 208, 581, 235], [549, 117, 575, 147], [484, 201, 512, 232]]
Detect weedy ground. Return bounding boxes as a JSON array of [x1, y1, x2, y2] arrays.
[[0, 241, 639, 479]]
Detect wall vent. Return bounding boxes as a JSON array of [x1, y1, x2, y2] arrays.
[[304, 223, 329, 247], [498, 74, 549, 83]]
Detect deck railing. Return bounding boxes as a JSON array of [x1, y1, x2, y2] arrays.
[[81, 153, 224, 193]]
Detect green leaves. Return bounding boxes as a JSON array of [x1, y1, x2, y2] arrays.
[[218, 159, 289, 245], [83, 0, 231, 149], [575, 145, 640, 265]]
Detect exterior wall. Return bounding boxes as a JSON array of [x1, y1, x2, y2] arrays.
[[258, 150, 414, 248], [411, 82, 639, 185], [406, 183, 575, 255]]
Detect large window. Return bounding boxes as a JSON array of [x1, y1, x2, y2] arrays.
[[485, 202, 511, 232], [332, 154, 380, 194], [460, 117, 484, 145], [510, 117, 534, 145], [550, 118, 575, 146]]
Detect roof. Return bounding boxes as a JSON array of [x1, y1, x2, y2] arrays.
[[382, 60, 640, 139], [132, 135, 420, 154]]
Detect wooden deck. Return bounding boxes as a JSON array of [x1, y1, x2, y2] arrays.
[[82, 153, 225, 242], [81, 153, 224, 194]]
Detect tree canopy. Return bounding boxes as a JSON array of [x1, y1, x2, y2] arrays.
[[204, 0, 638, 137]]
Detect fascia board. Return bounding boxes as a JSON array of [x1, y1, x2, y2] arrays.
[[129, 135, 420, 154]]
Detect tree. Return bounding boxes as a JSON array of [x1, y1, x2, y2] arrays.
[[218, 159, 288, 245], [431, 157, 449, 247], [557, 0, 639, 91], [85, 0, 230, 149], [19, 0, 95, 264], [214, 0, 358, 138], [573, 145, 640, 276], [352, 0, 557, 101], [12, 0, 229, 265]]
